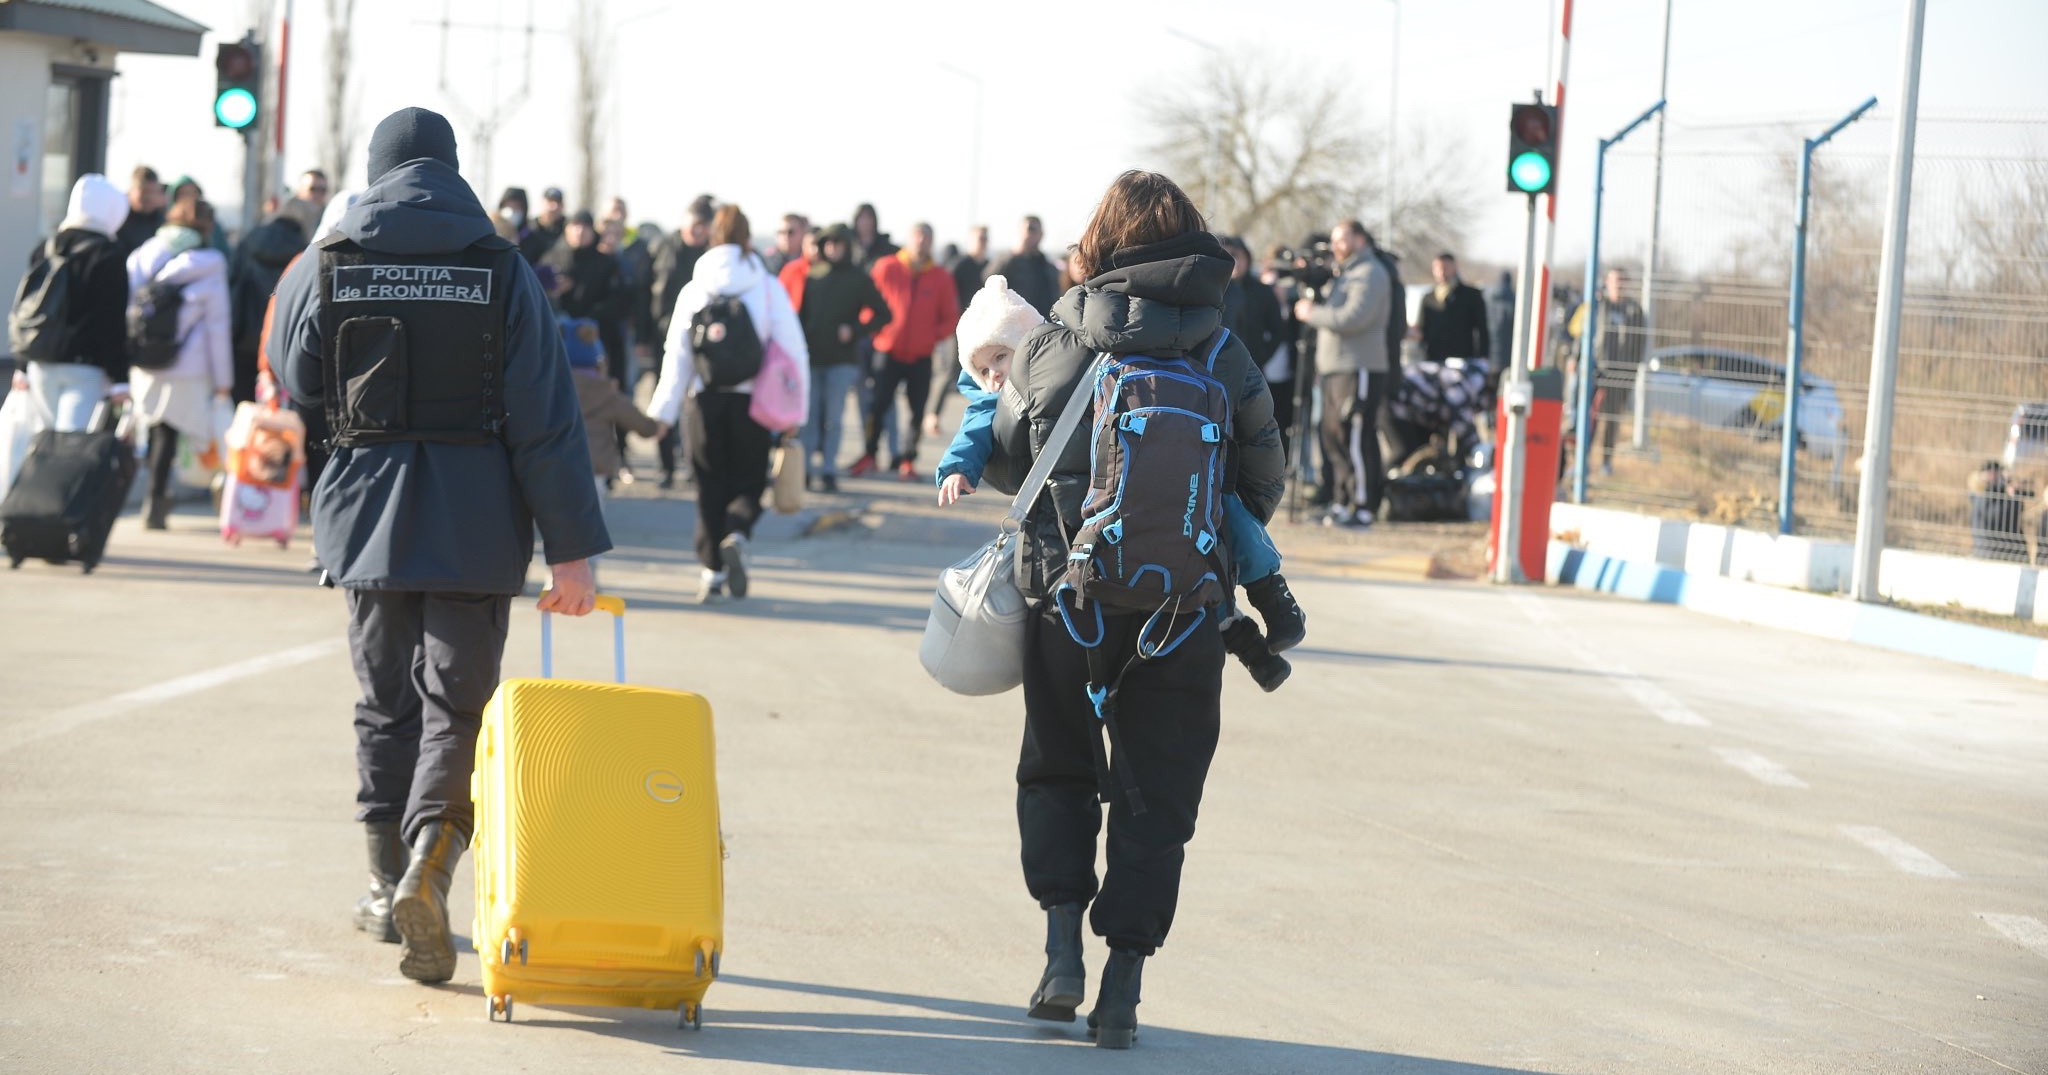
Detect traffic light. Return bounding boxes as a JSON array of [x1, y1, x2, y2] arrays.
[[214, 39, 260, 130], [1507, 101, 1558, 195]]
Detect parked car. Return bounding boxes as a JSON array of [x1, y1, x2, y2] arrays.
[[1640, 346, 1846, 460]]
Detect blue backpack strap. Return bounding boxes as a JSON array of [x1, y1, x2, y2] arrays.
[[1202, 327, 1231, 372]]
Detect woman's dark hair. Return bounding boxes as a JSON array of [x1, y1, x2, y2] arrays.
[[853, 202, 878, 230], [167, 198, 216, 241], [709, 204, 751, 251], [1069, 170, 1207, 282]]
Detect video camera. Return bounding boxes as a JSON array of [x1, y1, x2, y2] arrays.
[[1271, 236, 1336, 295]]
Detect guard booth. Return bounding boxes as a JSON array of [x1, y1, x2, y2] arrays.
[[0, 0, 205, 379]]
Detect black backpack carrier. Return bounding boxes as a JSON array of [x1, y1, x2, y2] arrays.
[[690, 291, 764, 389], [314, 232, 518, 448]]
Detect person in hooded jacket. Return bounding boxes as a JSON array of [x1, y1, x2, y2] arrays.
[[230, 197, 322, 403], [127, 198, 233, 529], [792, 223, 890, 493], [648, 204, 809, 603], [14, 174, 132, 431], [269, 107, 609, 986], [977, 170, 1285, 1049]]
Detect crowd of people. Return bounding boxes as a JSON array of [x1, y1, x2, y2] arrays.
[[6, 101, 1533, 1049]]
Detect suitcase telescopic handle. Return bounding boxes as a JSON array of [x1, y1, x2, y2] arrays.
[[538, 592, 627, 683]]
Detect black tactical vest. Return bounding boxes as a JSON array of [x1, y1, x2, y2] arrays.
[[315, 232, 519, 448]]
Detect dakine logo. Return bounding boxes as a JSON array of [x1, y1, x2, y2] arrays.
[[1182, 474, 1199, 536], [331, 265, 491, 304], [645, 770, 685, 804]]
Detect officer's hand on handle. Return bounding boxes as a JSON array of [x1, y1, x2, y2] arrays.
[[1293, 298, 1316, 321], [539, 559, 597, 616], [651, 422, 671, 442]]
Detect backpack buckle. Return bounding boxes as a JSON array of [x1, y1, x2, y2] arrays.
[[1201, 423, 1222, 443], [1103, 521, 1123, 545], [1195, 530, 1216, 555], [1117, 413, 1148, 435]]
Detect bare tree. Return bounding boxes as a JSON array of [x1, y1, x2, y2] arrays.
[[572, 0, 609, 213], [1142, 48, 1474, 266], [321, 0, 358, 186]]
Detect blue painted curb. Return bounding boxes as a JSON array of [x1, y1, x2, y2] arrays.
[[1550, 544, 2048, 683]]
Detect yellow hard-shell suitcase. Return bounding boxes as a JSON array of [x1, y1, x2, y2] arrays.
[[472, 595, 724, 1028]]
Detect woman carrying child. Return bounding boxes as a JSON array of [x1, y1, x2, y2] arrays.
[[940, 171, 1293, 1048]]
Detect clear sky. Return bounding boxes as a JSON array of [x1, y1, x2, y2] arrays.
[[106, 0, 2048, 267]]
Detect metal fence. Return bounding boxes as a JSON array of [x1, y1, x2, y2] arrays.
[[1564, 117, 2048, 563]]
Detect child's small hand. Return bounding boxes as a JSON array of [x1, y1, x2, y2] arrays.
[[938, 473, 975, 507]]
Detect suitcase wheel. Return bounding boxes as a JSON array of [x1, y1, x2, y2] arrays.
[[487, 994, 513, 1023], [499, 935, 528, 966], [678, 1002, 702, 1031]]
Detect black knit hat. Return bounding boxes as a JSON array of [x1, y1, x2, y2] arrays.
[[365, 107, 459, 182]]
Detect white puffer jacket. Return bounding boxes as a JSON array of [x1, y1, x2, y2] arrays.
[[125, 238, 233, 390], [649, 243, 809, 425]]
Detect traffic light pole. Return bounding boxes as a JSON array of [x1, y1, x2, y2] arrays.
[[1495, 191, 1542, 585], [1778, 95, 1877, 535], [1571, 98, 1664, 506]]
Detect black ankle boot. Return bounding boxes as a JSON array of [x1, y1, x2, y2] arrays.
[[144, 495, 172, 530], [391, 821, 466, 983], [1027, 903, 1086, 1022], [1087, 949, 1145, 1049], [1221, 616, 1291, 693], [353, 821, 405, 943], [1244, 573, 1307, 652]]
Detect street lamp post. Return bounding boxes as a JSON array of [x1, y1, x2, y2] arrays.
[[938, 63, 984, 230], [1383, 0, 1399, 247]]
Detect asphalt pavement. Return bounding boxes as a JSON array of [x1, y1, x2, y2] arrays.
[[1, 462, 2044, 1074]]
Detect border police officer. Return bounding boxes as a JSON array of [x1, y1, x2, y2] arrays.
[[271, 108, 611, 983]]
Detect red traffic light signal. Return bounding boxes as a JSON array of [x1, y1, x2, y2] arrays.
[[215, 42, 256, 81]]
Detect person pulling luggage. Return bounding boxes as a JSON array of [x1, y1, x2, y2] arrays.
[[270, 108, 611, 983]]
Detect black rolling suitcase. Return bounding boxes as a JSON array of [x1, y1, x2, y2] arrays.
[[1, 407, 136, 573]]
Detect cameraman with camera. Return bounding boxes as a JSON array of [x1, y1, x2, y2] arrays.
[[1294, 219, 1390, 528]]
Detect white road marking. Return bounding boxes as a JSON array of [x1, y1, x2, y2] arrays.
[[1840, 825, 1960, 878], [0, 639, 344, 751], [1509, 592, 1712, 727], [1713, 747, 1809, 788], [1979, 914, 2048, 961]]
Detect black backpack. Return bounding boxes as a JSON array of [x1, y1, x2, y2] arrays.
[[126, 277, 189, 371], [1061, 328, 1236, 626], [8, 239, 78, 363], [690, 292, 763, 389]]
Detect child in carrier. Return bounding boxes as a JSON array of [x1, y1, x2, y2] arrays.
[[563, 317, 667, 580], [936, 277, 1305, 690]]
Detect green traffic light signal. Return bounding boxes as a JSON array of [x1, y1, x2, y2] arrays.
[[1509, 150, 1552, 194], [214, 87, 258, 129]]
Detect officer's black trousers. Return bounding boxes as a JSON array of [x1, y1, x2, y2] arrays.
[[686, 390, 772, 571], [1017, 605, 1224, 956], [345, 589, 512, 842]]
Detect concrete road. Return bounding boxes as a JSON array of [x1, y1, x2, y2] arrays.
[[2, 476, 2044, 1074]]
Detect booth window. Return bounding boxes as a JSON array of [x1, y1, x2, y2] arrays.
[[42, 69, 110, 234]]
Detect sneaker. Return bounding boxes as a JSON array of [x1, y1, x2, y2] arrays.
[[1599, 462, 1615, 477], [720, 534, 749, 599], [616, 464, 637, 486], [658, 472, 677, 491], [848, 455, 878, 478], [896, 459, 919, 482], [696, 569, 726, 604], [1324, 507, 1374, 530], [817, 474, 839, 494]]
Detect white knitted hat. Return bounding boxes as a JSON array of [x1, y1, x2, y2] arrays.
[[954, 275, 1045, 391]]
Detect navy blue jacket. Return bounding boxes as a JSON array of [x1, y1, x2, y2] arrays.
[[271, 158, 611, 593]]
